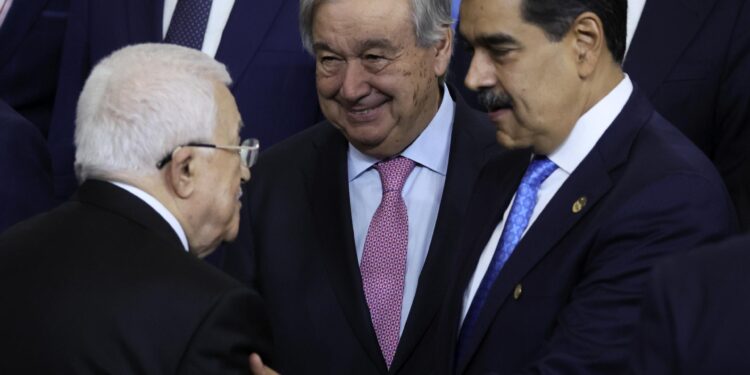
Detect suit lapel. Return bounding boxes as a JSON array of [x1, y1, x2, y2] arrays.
[[389, 95, 499, 373], [451, 150, 529, 373], [455, 87, 653, 373], [624, 0, 715, 97], [0, 0, 49, 68], [309, 126, 388, 373], [126, 0, 163, 43], [215, 0, 284, 86]]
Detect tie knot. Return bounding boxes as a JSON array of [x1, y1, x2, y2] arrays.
[[523, 156, 557, 189], [375, 157, 415, 193]]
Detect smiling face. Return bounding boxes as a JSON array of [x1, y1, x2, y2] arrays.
[[460, 0, 585, 154], [312, 0, 452, 158]]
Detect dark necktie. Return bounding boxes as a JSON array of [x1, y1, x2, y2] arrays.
[[163, 0, 212, 50], [360, 156, 415, 368], [456, 156, 557, 363]]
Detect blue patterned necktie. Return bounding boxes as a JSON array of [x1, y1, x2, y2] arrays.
[[456, 155, 557, 362], [163, 0, 213, 50]]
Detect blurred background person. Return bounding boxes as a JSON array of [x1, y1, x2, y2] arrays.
[[0, 0, 69, 136], [631, 234, 750, 374], [0, 99, 55, 233]]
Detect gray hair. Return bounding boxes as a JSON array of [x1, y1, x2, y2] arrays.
[[299, 0, 453, 53], [74, 43, 232, 182]]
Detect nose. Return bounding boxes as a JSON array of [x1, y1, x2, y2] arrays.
[[339, 60, 371, 103], [464, 50, 497, 92]]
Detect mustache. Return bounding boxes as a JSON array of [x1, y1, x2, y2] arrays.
[[477, 89, 513, 111]]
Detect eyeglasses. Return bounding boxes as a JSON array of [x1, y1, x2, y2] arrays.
[[156, 138, 260, 169]]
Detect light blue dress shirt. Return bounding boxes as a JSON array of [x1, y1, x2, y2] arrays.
[[349, 87, 455, 335]]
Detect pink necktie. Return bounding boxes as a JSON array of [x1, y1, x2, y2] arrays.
[[360, 156, 415, 368]]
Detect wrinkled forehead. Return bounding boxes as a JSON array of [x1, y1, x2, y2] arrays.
[[312, 0, 414, 39]]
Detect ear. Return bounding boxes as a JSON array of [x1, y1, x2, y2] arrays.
[[432, 26, 454, 77], [165, 147, 197, 199], [569, 11, 605, 78]]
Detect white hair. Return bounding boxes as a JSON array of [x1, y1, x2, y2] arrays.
[[74, 43, 232, 182], [299, 0, 453, 53]]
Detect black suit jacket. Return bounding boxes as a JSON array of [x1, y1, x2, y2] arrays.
[[0, 99, 55, 233], [219, 92, 504, 374], [0, 0, 69, 135], [0, 180, 272, 374], [439, 87, 737, 375], [48, 0, 320, 200], [451, 0, 750, 231], [631, 234, 750, 375]]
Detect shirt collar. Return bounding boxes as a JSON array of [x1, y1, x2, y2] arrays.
[[547, 74, 633, 174], [348, 84, 455, 181], [109, 181, 190, 252]]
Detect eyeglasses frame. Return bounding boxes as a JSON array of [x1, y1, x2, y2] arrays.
[[156, 138, 260, 169]]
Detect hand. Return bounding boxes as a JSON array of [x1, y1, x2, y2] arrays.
[[249, 353, 279, 375]]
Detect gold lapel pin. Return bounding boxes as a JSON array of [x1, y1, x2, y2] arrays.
[[572, 196, 587, 213], [513, 284, 523, 300]]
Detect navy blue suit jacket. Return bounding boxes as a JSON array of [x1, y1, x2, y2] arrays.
[[0, 99, 55, 234], [631, 234, 750, 375], [450, 0, 750, 231], [0, 0, 69, 135], [219, 91, 505, 374], [48, 0, 320, 199], [439, 87, 738, 375], [624, 0, 750, 231]]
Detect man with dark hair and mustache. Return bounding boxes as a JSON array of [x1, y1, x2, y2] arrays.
[[436, 0, 738, 374]]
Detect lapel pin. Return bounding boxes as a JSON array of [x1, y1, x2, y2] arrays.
[[513, 284, 523, 300], [572, 196, 587, 213]]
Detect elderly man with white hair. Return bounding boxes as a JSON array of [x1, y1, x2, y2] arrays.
[[0, 43, 272, 374]]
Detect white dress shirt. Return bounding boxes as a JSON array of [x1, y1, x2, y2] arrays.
[[162, 0, 235, 57], [110, 181, 190, 252], [0, 0, 13, 29], [460, 76, 634, 324], [349, 86, 455, 335], [625, 0, 648, 57]]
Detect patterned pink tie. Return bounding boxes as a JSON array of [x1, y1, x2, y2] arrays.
[[360, 156, 415, 368]]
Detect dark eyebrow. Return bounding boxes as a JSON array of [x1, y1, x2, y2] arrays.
[[473, 32, 520, 48]]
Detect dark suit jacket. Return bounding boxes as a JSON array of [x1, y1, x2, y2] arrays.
[[219, 92, 504, 374], [0, 99, 55, 233], [0, 180, 272, 374], [0, 0, 69, 135], [624, 0, 750, 231], [439, 86, 738, 375], [450, 0, 750, 231], [631, 234, 750, 375], [47, 0, 320, 200]]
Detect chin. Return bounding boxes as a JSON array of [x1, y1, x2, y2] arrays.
[[222, 216, 241, 243]]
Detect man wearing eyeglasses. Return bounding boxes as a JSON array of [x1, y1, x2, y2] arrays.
[[0, 43, 272, 374]]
